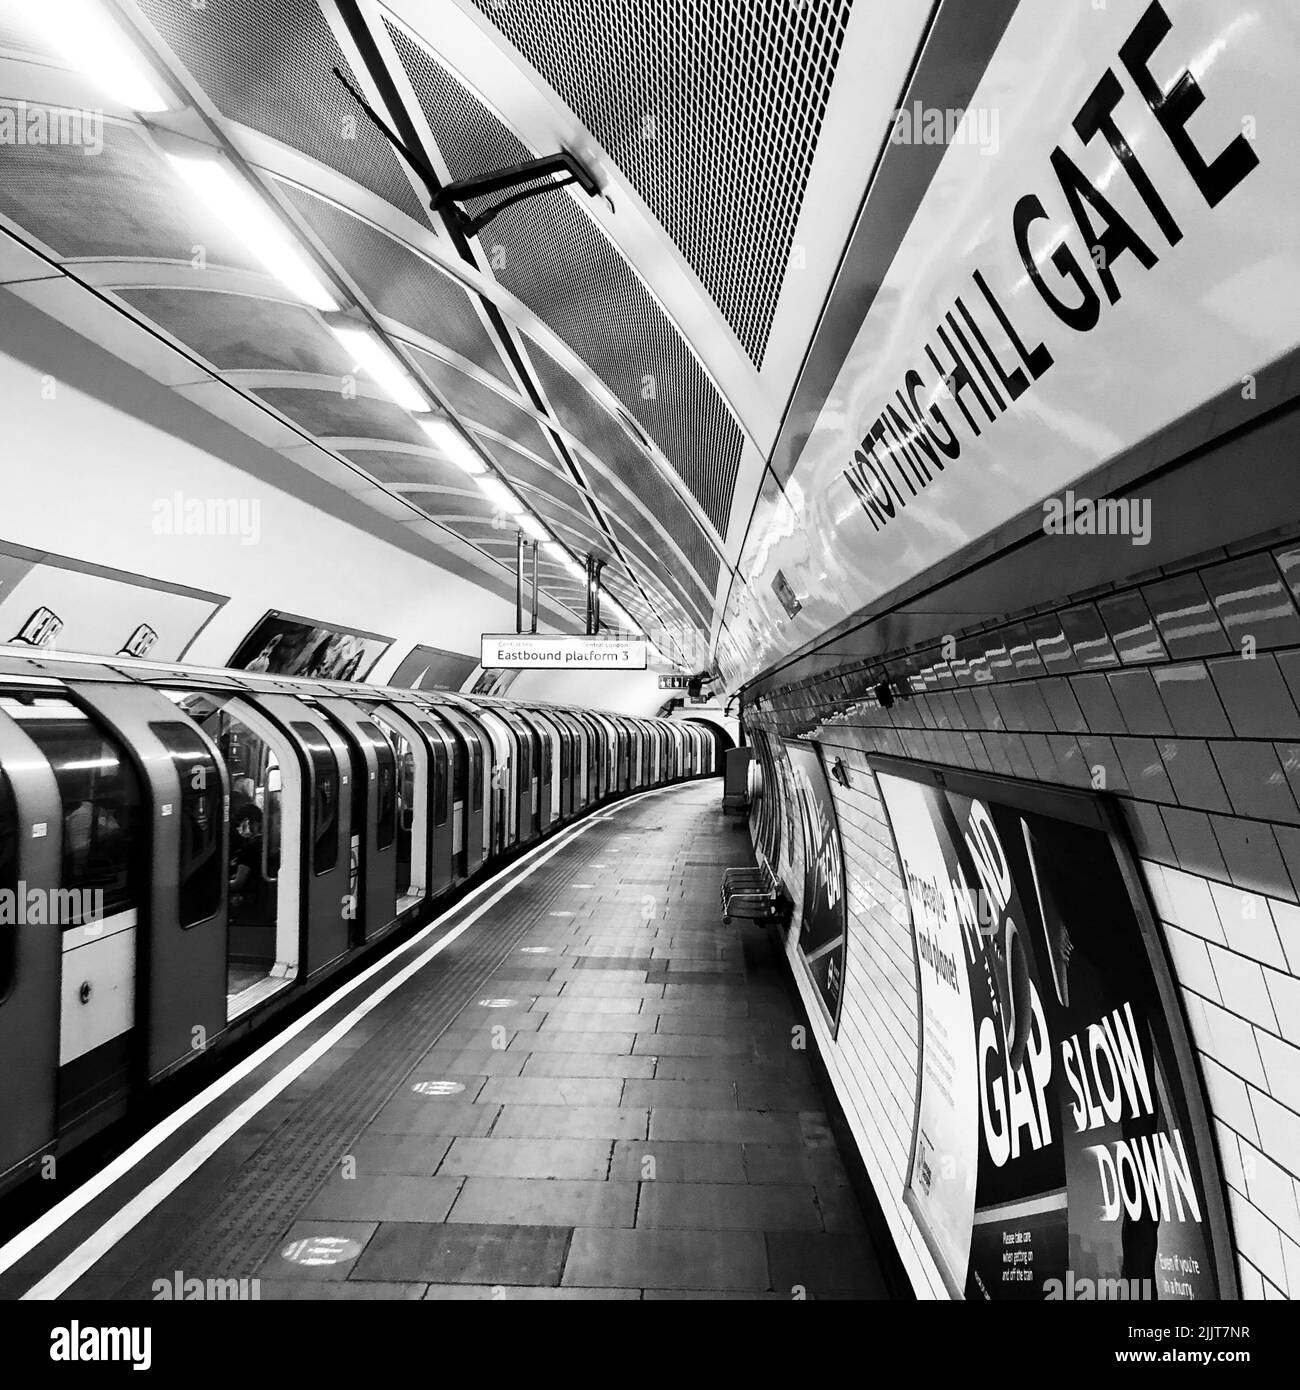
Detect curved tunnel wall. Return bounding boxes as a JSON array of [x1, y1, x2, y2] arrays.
[[747, 498, 1300, 1302]]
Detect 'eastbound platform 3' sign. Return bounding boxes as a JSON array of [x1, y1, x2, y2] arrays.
[[481, 634, 647, 670]]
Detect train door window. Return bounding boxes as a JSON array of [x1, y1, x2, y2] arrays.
[[150, 722, 222, 929], [470, 731, 483, 809], [421, 724, 449, 827], [370, 716, 410, 893], [291, 723, 339, 875], [0, 694, 140, 925], [355, 720, 397, 852], [0, 764, 16, 1000]]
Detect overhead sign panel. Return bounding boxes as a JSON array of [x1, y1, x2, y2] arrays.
[[480, 634, 647, 670]]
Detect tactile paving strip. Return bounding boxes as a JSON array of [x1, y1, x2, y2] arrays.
[[64, 807, 663, 1297]]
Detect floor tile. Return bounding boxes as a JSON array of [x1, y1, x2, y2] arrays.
[[765, 1232, 888, 1297], [353, 1222, 571, 1285], [562, 1228, 769, 1291], [439, 1138, 613, 1180], [635, 1181, 822, 1231], [478, 1075, 625, 1107], [608, 1140, 748, 1184], [301, 1174, 463, 1223], [490, 1105, 649, 1140], [448, 1177, 637, 1228]]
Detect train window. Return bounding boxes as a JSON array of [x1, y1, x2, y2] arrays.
[[291, 722, 339, 875], [355, 720, 397, 853], [470, 735, 483, 808], [0, 764, 16, 1000], [421, 725, 449, 827], [150, 721, 223, 929], [0, 694, 140, 924]]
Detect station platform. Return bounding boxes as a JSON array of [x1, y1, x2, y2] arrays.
[[0, 782, 887, 1301]]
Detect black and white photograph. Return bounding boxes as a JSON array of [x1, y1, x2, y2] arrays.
[[0, 0, 1293, 1369]]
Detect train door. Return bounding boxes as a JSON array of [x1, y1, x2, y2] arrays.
[[630, 722, 645, 789], [508, 710, 542, 843], [316, 698, 400, 945], [466, 706, 514, 854], [555, 713, 575, 819], [165, 691, 303, 1016], [588, 713, 613, 798], [664, 728, 686, 783], [250, 696, 352, 977], [0, 698, 64, 1178], [54, 682, 234, 1091], [408, 713, 455, 895], [526, 711, 556, 832], [367, 702, 433, 910], [0, 689, 145, 1137], [430, 705, 484, 877], [578, 713, 603, 802]]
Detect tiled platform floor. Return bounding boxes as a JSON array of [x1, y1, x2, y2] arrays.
[[255, 782, 888, 1299]]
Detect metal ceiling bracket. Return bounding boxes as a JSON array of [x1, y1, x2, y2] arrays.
[[334, 67, 609, 240]]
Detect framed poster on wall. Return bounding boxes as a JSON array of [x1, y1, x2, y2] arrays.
[[786, 739, 848, 1035], [870, 755, 1236, 1301], [228, 611, 391, 681]]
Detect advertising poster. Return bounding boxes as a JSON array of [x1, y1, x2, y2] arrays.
[[389, 644, 479, 691], [753, 732, 780, 869], [229, 611, 391, 681], [0, 543, 223, 661], [786, 740, 848, 1031], [872, 756, 1234, 1301], [771, 736, 800, 889]]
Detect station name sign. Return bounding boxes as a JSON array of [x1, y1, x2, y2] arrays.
[[481, 634, 648, 670]]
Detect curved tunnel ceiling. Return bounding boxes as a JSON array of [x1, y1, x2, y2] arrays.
[[0, 0, 926, 671]]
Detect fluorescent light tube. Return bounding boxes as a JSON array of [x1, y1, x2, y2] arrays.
[[166, 154, 338, 311], [328, 324, 427, 410], [417, 417, 485, 473], [28, 0, 170, 112], [516, 513, 550, 542], [475, 475, 518, 512]]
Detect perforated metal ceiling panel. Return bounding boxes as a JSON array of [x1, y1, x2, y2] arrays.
[[275, 181, 512, 386], [0, 124, 263, 266], [608, 515, 712, 626], [389, 25, 743, 535], [135, 0, 428, 222], [466, 0, 853, 363], [529, 341, 721, 592], [254, 386, 429, 446], [116, 288, 355, 375]]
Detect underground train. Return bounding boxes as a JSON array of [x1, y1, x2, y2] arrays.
[[0, 646, 716, 1196]]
